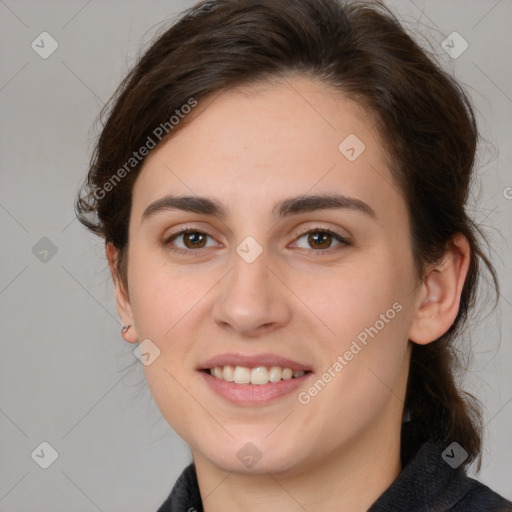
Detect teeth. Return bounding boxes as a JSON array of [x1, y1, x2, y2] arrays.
[[209, 365, 306, 385], [250, 367, 269, 385], [233, 366, 251, 384], [269, 366, 282, 382], [282, 368, 293, 380], [222, 365, 234, 382]]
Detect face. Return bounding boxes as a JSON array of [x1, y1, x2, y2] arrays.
[[118, 76, 422, 476]]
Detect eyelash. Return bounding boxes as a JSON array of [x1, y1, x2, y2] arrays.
[[164, 225, 351, 256]]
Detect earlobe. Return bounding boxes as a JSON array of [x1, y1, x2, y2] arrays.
[[120, 323, 138, 344], [408, 233, 470, 345], [105, 242, 139, 344]]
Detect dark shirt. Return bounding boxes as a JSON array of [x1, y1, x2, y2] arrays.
[[156, 439, 511, 511]]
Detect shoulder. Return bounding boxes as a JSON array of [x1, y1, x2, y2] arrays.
[[369, 440, 512, 511], [449, 475, 512, 512]]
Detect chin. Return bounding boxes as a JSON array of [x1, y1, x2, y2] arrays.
[[201, 437, 309, 476]]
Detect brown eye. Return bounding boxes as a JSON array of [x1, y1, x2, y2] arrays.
[[293, 228, 350, 253], [307, 231, 333, 249], [165, 229, 218, 252], [181, 231, 207, 249]]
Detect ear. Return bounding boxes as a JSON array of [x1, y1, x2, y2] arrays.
[[408, 233, 470, 345], [106, 242, 138, 343]]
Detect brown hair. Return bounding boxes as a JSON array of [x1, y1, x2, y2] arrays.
[[75, 0, 499, 468]]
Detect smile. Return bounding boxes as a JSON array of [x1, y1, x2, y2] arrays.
[[205, 365, 309, 385]]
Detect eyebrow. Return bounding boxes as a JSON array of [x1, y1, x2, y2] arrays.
[[141, 193, 376, 223]]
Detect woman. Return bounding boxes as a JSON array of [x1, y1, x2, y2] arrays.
[[75, 0, 512, 510]]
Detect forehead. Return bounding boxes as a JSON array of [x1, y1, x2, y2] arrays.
[[131, 76, 404, 226]]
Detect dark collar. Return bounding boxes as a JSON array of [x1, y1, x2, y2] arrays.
[[157, 462, 204, 512], [368, 439, 511, 511]]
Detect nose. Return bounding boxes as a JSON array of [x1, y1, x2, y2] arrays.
[[212, 248, 292, 338]]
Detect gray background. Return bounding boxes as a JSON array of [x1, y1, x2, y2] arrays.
[[0, 0, 511, 510]]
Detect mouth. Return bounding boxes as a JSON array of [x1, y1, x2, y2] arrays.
[[197, 352, 313, 385], [201, 366, 312, 385], [197, 353, 314, 405], [199, 368, 313, 406]]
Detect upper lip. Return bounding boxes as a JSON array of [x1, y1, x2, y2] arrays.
[[198, 353, 313, 372]]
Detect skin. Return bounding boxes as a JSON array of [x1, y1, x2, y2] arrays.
[[107, 76, 470, 512]]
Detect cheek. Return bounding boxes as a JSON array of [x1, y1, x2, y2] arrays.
[[329, 258, 413, 406], [295, 251, 410, 345], [127, 247, 208, 338], [141, 359, 202, 444], [298, 248, 413, 394]]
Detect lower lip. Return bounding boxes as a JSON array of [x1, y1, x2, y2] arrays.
[[199, 371, 312, 406]]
